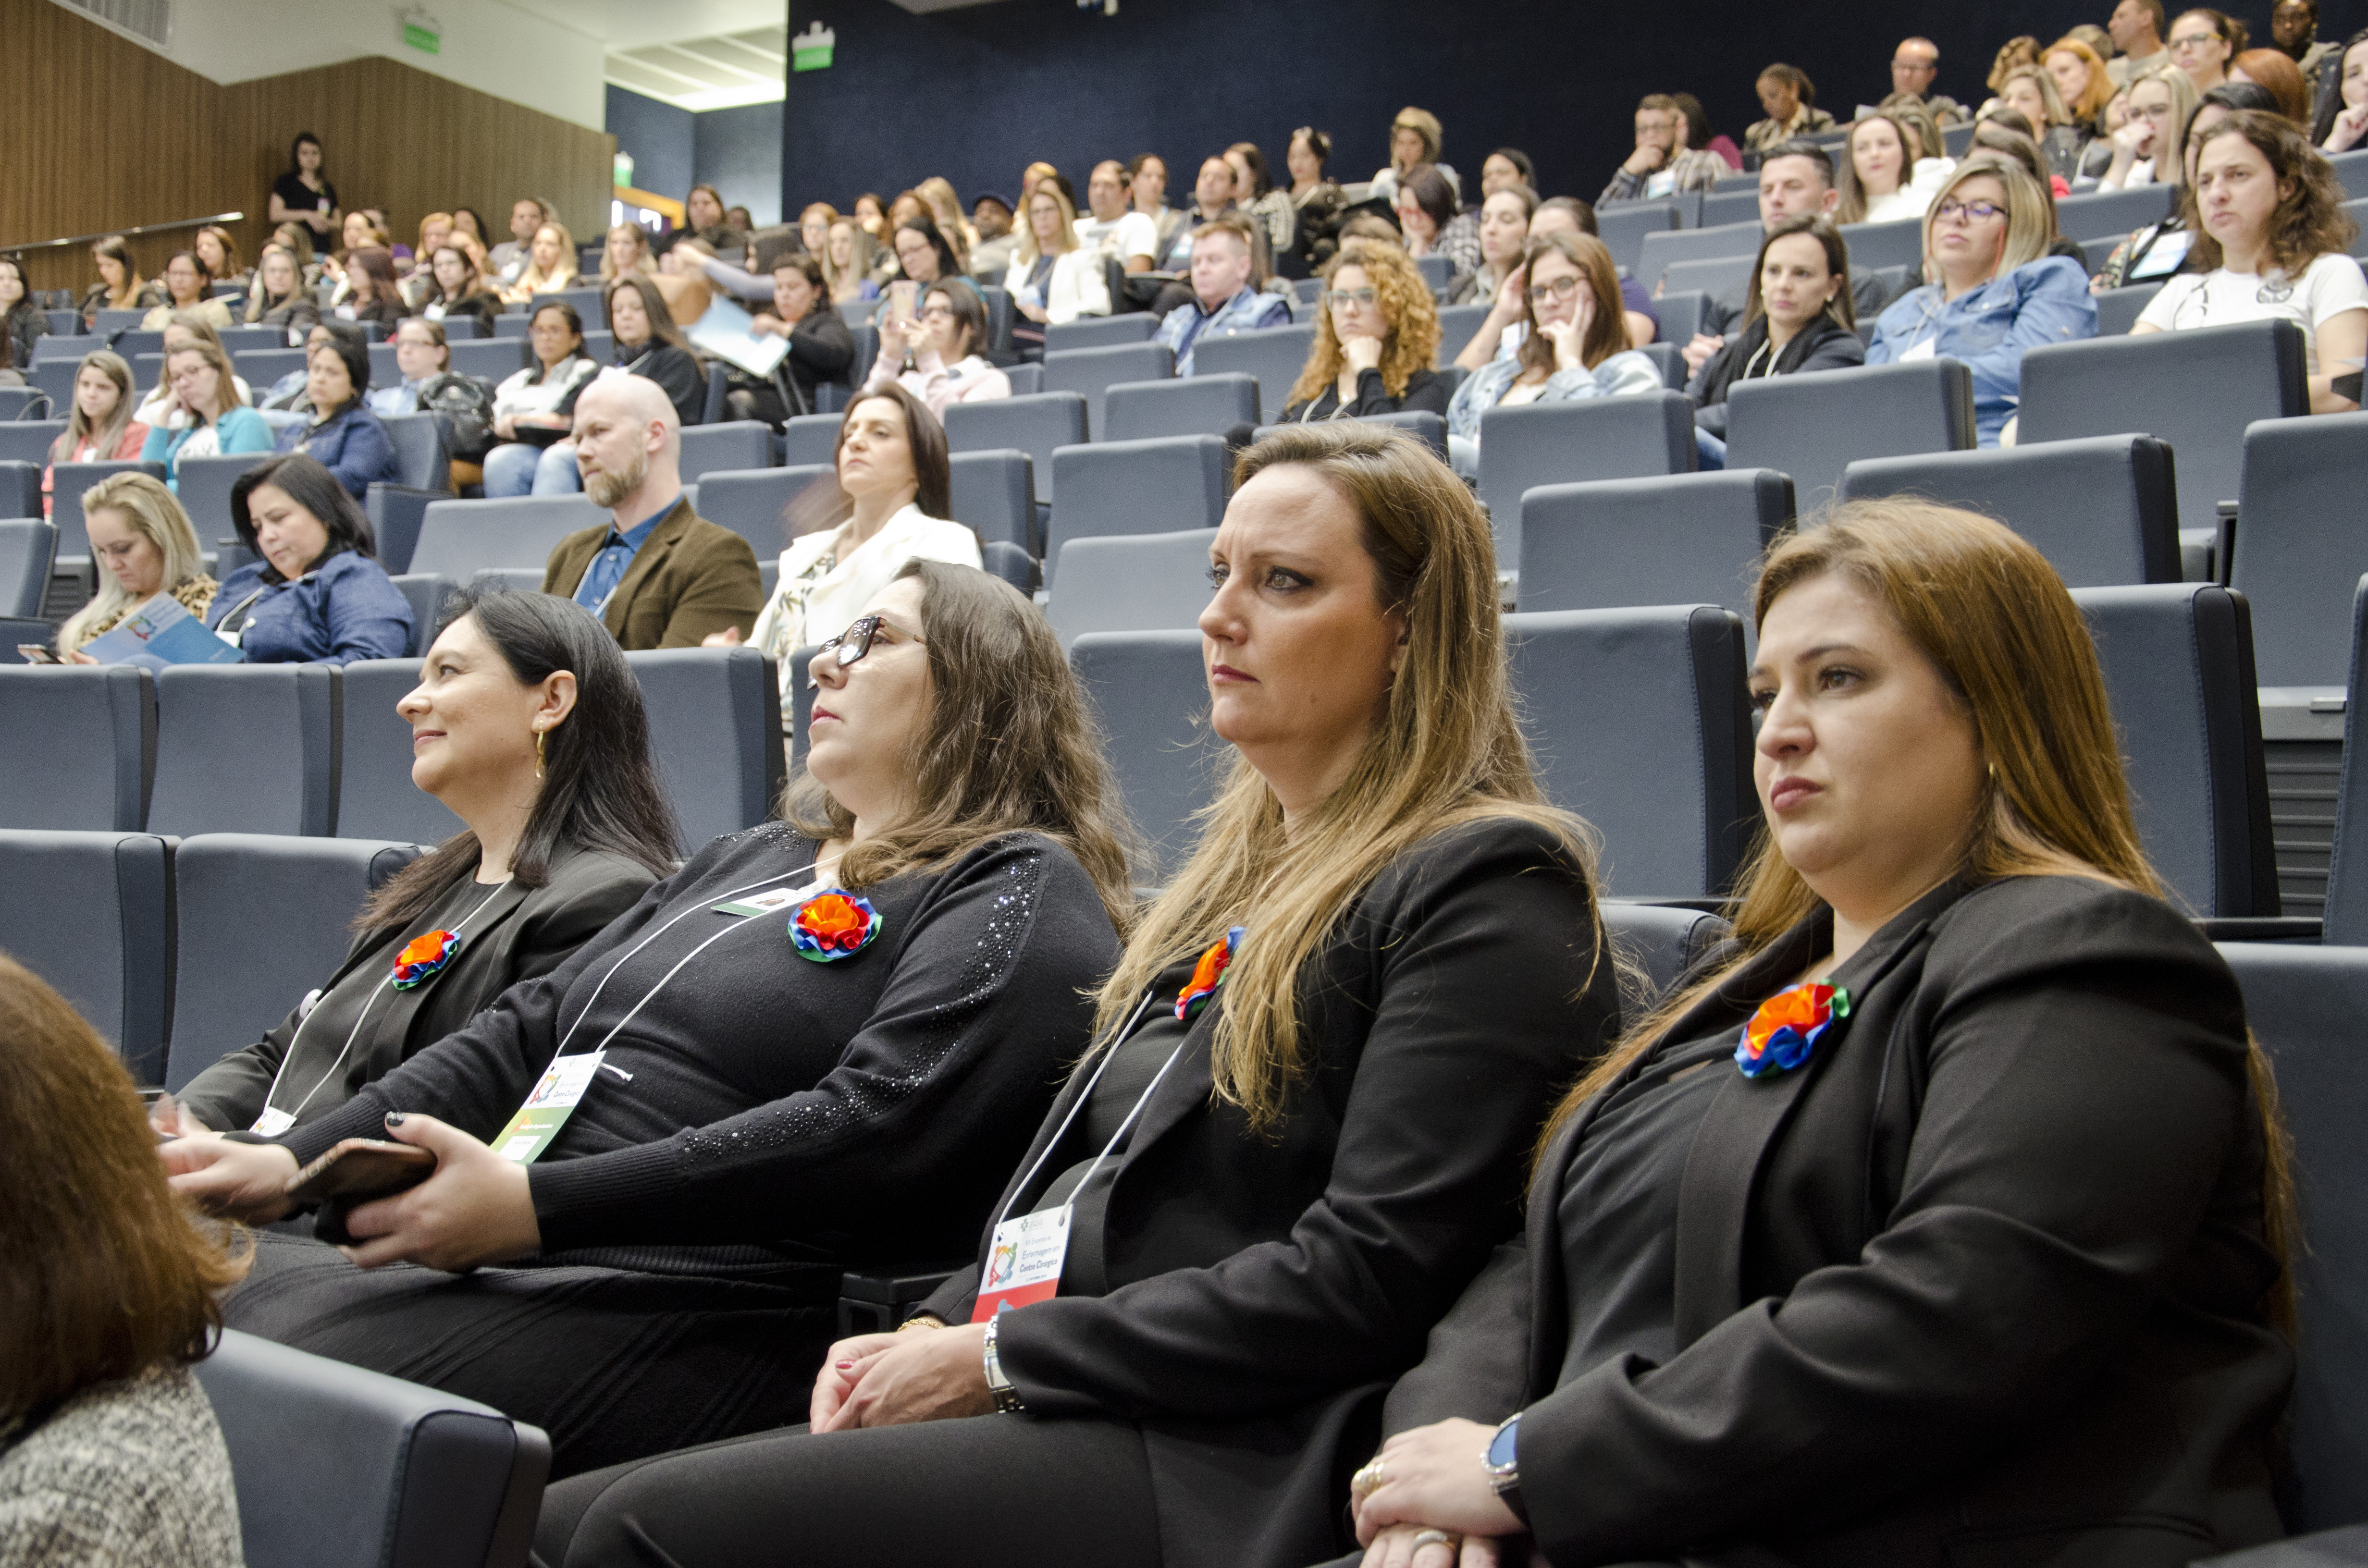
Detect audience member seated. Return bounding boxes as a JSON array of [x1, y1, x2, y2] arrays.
[[605, 275, 706, 432], [1370, 104, 1461, 204], [1525, 197, 1661, 349], [192, 224, 247, 298], [527, 422, 1617, 1566], [918, 176, 980, 272], [280, 332, 400, 498], [1154, 217, 1293, 376], [1447, 231, 1663, 472], [1227, 142, 1297, 265], [1130, 152, 1188, 259], [2099, 63, 2205, 188], [79, 235, 162, 331], [168, 556, 1129, 1479], [320, 212, 389, 308], [503, 221, 582, 307], [681, 184, 733, 252], [2279, 0, 2338, 109], [133, 318, 254, 433], [1150, 155, 1248, 278], [1838, 110, 1943, 222], [2046, 36, 2120, 131], [1999, 65, 2108, 179], [1891, 34, 1971, 122], [1287, 129, 1350, 275], [599, 222, 657, 287], [0, 953, 245, 1568], [270, 220, 325, 294], [1603, 93, 1728, 202], [825, 219, 883, 305], [487, 197, 548, 288], [1280, 238, 1449, 422], [1075, 160, 1159, 274], [333, 248, 408, 331], [1746, 63, 1839, 149], [2232, 47, 2312, 123], [142, 339, 272, 490], [482, 302, 601, 498], [735, 386, 981, 688], [968, 192, 1021, 282], [2134, 110, 2367, 410], [1447, 182, 1536, 310], [52, 471, 217, 660], [1691, 142, 1900, 346], [140, 249, 233, 332], [852, 191, 888, 240], [1341, 500, 2291, 1568], [2091, 82, 2261, 285], [1688, 216, 1866, 467], [536, 376, 761, 648], [874, 218, 965, 330], [798, 202, 837, 259], [1865, 158, 2097, 444], [1005, 184, 1113, 356], [363, 317, 447, 416], [206, 454, 412, 663], [1996, 33, 2045, 91], [42, 351, 148, 517], [242, 245, 321, 339], [2110, 0, 2173, 85], [0, 257, 45, 386], [719, 255, 854, 427], [864, 279, 1010, 414], [2171, 7, 2245, 93], [159, 588, 673, 1136], [2314, 27, 2368, 149]]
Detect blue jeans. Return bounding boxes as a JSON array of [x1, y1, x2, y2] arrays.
[[482, 441, 582, 497], [1694, 428, 1727, 470]]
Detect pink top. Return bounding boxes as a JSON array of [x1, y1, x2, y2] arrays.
[[862, 342, 1011, 416], [42, 422, 151, 515]]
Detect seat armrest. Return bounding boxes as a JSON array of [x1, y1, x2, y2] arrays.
[[838, 1267, 963, 1336], [2195, 917, 2323, 943], [2194, 1526, 2368, 1566]]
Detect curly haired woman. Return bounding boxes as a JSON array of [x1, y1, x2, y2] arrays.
[[1280, 238, 1449, 421]]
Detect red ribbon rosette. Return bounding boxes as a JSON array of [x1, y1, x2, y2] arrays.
[[790, 890, 883, 962], [1175, 926, 1246, 1022], [1734, 980, 1850, 1077], [390, 929, 461, 991]]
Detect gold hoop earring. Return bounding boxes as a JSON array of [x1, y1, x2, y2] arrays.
[[534, 727, 546, 779]]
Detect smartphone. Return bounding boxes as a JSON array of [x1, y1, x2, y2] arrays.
[[888, 280, 919, 322], [284, 1138, 436, 1207], [15, 645, 57, 664]]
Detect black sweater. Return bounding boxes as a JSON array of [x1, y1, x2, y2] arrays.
[[274, 826, 1123, 1264], [1278, 365, 1449, 424], [1686, 311, 1865, 437], [619, 341, 706, 429]]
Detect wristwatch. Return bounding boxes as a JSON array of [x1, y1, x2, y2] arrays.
[[1484, 1412, 1527, 1524], [981, 1313, 1026, 1414]]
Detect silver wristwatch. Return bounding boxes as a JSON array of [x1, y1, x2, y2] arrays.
[[982, 1314, 1025, 1414]]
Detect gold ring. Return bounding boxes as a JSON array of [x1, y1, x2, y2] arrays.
[[1412, 1530, 1456, 1549], [1351, 1459, 1386, 1497]]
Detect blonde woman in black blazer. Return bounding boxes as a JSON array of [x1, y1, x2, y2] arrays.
[[1346, 499, 2292, 1568]]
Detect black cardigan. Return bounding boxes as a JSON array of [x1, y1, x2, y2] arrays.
[[1686, 311, 1865, 437], [918, 815, 1620, 1568], [1381, 874, 2290, 1568], [177, 843, 658, 1135], [618, 341, 705, 428], [777, 308, 855, 416], [1278, 365, 1450, 424], [269, 827, 1121, 1266]]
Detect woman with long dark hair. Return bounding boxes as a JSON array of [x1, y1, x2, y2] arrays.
[[160, 589, 677, 1137], [167, 559, 1135, 1480], [78, 235, 162, 331], [1689, 216, 1865, 456], [0, 257, 47, 385], [268, 131, 338, 245], [607, 272, 705, 429]]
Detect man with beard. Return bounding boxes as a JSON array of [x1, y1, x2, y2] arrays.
[[542, 374, 762, 649]]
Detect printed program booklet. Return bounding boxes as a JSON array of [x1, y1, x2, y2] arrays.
[[78, 592, 246, 668]]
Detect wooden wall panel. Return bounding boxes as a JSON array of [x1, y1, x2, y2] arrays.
[[2, 0, 613, 294]]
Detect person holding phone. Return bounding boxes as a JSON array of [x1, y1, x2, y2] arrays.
[[862, 281, 1010, 415]]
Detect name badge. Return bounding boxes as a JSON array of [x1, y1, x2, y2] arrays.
[[251, 1106, 296, 1137], [1645, 169, 1679, 198], [714, 886, 806, 918], [970, 1208, 1071, 1322], [492, 1050, 605, 1163]]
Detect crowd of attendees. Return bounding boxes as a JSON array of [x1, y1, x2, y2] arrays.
[[3, 6, 2365, 1564]]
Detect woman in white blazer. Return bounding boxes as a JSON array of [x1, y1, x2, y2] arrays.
[[1004, 185, 1112, 355]]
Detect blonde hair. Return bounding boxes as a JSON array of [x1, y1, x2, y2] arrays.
[[1921, 156, 2056, 283], [599, 222, 652, 283], [2001, 63, 2075, 126], [2129, 64, 2205, 184], [1015, 184, 1082, 263], [1092, 424, 1602, 1129], [60, 472, 209, 653], [822, 219, 877, 304], [1286, 238, 1442, 407], [1391, 106, 1445, 168], [1836, 112, 1924, 222], [516, 221, 581, 295]]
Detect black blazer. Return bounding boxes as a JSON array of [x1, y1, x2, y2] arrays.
[[918, 816, 1620, 1568], [777, 308, 854, 416], [177, 843, 658, 1134], [1279, 366, 1451, 424], [1686, 312, 1866, 437], [1381, 875, 2291, 1568]]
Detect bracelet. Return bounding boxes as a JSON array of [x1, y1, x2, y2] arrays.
[[896, 1313, 943, 1334], [981, 1315, 1025, 1414]]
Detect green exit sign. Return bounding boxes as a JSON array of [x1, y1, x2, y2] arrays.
[[402, 13, 440, 52]]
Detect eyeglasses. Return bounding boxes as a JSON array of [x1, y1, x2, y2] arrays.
[[2169, 32, 2219, 48], [1323, 287, 1379, 310], [1524, 274, 1586, 304], [1933, 198, 2007, 222], [818, 614, 923, 668], [919, 304, 955, 320]]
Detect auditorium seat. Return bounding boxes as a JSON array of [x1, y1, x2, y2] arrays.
[[1835, 216, 1925, 271], [217, 325, 286, 355], [1637, 221, 1764, 291], [944, 392, 1087, 509], [148, 664, 339, 837], [1434, 302, 1492, 367], [1003, 362, 1044, 395], [1100, 373, 1258, 442], [1477, 392, 1696, 565], [1639, 342, 1688, 389], [2331, 146, 2368, 198], [1192, 323, 1317, 424], [467, 568, 545, 594], [2018, 319, 2309, 541], [1504, 605, 1756, 899], [1841, 434, 2181, 587], [1046, 527, 1215, 649], [1725, 357, 1975, 511], [176, 452, 276, 557], [391, 574, 463, 655], [979, 285, 1016, 359], [0, 517, 57, 617], [1046, 435, 1228, 585], [0, 664, 153, 830], [1658, 254, 1756, 303], [979, 539, 1036, 595], [1518, 469, 1793, 620], [163, 833, 424, 1092], [448, 338, 528, 380], [2094, 281, 2165, 337], [28, 335, 92, 363], [532, 286, 606, 323], [948, 448, 1036, 554], [2318, 577, 2368, 945], [410, 496, 606, 580], [2074, 585, 2278, 918], [1043, 342, 1173, 433], [1045, 315, 1159, 353], [625, 647, 786, 845], [0, 828, 172, 1081], [236, 348, 307, 388], [195, 1328, 549, 1568], [1594, 202, 1681, 277], [0, 460, 37, 520], [0, 387, 49, 421], [1069, 629, 1221, 876], [1656, 290, 1709, 350], [0, 418, 64, 466], [1601, 901, 1734, 1010], [27, 358, 80, 409], [2053, 184, 2178, 239], [1414, 253, 1453, 294], [698, 464, 831, 561], [1698, 187, 1764, 229], [114, 330, 163, 361], [678, 421, 774, 483], [379, 411, 451, 493], [782, 412, 842, 467], [1252, 411, 1448, 458], [334, 659, 465, 845], [2232, 412, 2368, 689]]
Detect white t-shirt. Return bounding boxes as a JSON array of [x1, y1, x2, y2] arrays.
[[2136, 252, 2368, 371], [1074, 210, 1158, 263]]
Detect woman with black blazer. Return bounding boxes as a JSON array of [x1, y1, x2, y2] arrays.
[[607, 272, 706, 429], [1687, 215, 1865, 455], [723, 253, 856, 425], [527, 422, 1622, 1568], [1345, 498, 2292, 1568], [160, 588, 677, 1138], [165, 561, 1136, 1480]]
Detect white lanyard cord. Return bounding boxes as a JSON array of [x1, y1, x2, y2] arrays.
[[994, 987, 1161, 1227], [551, 862, 819, 1055]]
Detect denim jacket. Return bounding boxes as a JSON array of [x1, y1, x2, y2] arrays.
[[1864, 257, 2097, 445], [208, 550, 413, 667], [1154, 287, 1293, 376], [282, 404, 402, 498]]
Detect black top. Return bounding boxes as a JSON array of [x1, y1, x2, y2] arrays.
[[618, 341, 705, 428], [271, 827, 1122, 1267], [1686, 312, 1866, 436], [422, 289, 503, 335], [178, 844, 658, 1135], [918, 814, 1619, 1568], [272, 172, 338, 225], [1381, 875, 2290, 1568], [1278, 365, 1450, 424], [777, 309, 855, 417], [2, 304, 48, 373]]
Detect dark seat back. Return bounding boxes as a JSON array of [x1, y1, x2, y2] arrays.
[[1593, 202, 1681, 276], [948, 448, 1036, 554], [1636, 220, 1764, 291], [0, 419, 66, 466], [148, 664, 340, 837], [1042, 342, 1174, 433], [390, 574, 464, 656], [1518, 469, 1793, 620], [624, 647, 785, 846], [781, 412, 842, 467], [1602, 902, 1734, 1012], [379, 412, 449, 492], [1047, 527, 1216, 648], [1044, 315, 1159, 353], [1047, 434, 1228, 582], [333, 659, 465, 845], [0, 664, 154, 829], [0, 828, 173, 1080], [1101, 374, 1259, 442], [0, 517, 58, 617], [2233, 413, 2368, 688], [2094, 281, 2165, 336], [678, 421, 774, 483], [1070, 629, 1222, 876], [1726, 357, 1975, 511], [1192, 324, 1318, 424], [697, 465, 831, 561], [2316, 577, 2368, 945], [0, 460, 39, 520], [411, 497, 604, 579], [176, 452, 277, 555], [943, 392, 1088, 503], [1433, 302, 1493, 367], [1835, 216, 1925, 270], [1477, 392, 1696, 564]]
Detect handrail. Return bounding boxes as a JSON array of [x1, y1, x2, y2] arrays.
[[1, 211, 247, 256]]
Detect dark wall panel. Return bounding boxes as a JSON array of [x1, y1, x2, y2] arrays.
[[611, 85, 698, 206], [696, 103, 787, 227]]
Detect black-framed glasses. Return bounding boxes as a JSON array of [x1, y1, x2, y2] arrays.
[[1933, 198, 2007, 223], [1524, 274, 1585, 304], [819, 614, 924, 668], [1323, 287, 1379, 310]]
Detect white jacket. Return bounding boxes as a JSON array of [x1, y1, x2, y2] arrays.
[[751, 503, 983, 684], [1003, 247, 1113, 326]]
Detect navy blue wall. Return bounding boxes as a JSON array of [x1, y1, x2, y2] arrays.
[[780, 0, 2359, 211], [696, 103, 786, 226], [606, 85, 695, 205]]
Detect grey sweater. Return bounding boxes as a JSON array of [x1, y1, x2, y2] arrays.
[[0, 1365, 241, 1567]]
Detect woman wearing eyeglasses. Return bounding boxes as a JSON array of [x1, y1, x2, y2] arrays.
[[1279, 240, 1450, 423], [162, 557, 1134, 1480], [1864, 157, 2097, 445], [2171, 8, 2247, 94], [861, 280, 1011, 416]]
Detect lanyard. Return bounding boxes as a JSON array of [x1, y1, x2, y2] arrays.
[[994, 987, 1165, 1228]]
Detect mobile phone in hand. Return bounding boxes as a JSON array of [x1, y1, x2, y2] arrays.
[[16, 645, 57, 664]]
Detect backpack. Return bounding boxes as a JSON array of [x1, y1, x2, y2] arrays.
[[414, 372, 498, 462]]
